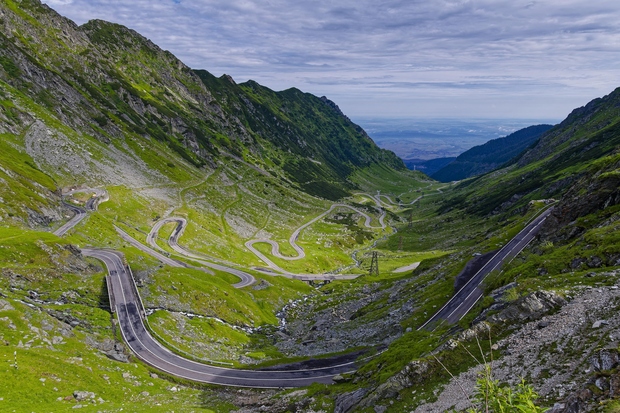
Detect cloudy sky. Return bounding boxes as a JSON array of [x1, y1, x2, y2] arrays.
[[42, 0, 620, 121]]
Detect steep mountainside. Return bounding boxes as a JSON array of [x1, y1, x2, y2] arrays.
[[441, 88, 620, 216], [3, 1, 620, 412], [0, 0, 402, 207], [431, 124, 553, 182], [305, 88, 620, 413], [0, 2, 431, 411], [409, 88, 620, 413], [194, 70, 403, 199]]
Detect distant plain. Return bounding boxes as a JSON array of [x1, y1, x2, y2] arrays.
[[356, 117, 560, 160]]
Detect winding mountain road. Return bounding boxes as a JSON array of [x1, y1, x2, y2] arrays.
[[53, 188, 108, 236], [115, 225, 196, 270], [243, 202, 385, 279], [54, 184, 553, 388], [54, 202, 87, 237], [358, 185, 445, 209], [118, 225, 265, 288], [246, 203, 386, 261], [119, 197, 388, 286], [82, 248, 358, 387], [147, 216, 358, 282], [147, 217, 255, 288]]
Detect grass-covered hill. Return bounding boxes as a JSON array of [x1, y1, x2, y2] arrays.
[[0, 0, 403, 207], [431, 124, 553, 182], [0, 1, 432, 411], [322, 87, 620, 413], [193, 71, 403, 199], [441, 87, 620, 218], [2, 0, 620, 412]]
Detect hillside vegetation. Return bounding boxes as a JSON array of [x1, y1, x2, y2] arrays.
[[0, 0, 403, 209], [1, 1, 620, 413], [432, 124, 553, 182]]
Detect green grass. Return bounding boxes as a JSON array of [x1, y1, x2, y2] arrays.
[[603, 400, 620, 413], [0, 231, 226, 412], [137, 266, 315, 363], [5, 18, 618, 408], [0, 227, 64, 267], [351, 163, 432, 194], [147, 309, 251, 364], [140, 265, 313, 326], [372, 250, 453, 273], [0, 132, 59, 223], [0, 299, 215, 412]]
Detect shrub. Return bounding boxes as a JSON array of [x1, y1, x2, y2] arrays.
[[468, 364, 547, 413]]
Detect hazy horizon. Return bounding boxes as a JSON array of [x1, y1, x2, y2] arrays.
[[354, 117, 559, 161]]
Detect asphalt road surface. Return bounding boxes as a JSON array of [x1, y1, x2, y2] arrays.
[[54, 189, 108, 236], [70, 190, 549, 387], [115, 225, 190, 269], [419, 207, 554, 330], [53, 202, 87, 237], [147, 217, 255, 288], [244, 201, 384, 280], [82, 248, 358, 387]]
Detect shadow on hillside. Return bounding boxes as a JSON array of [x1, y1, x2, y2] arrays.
[[98, 276, 111, 313]]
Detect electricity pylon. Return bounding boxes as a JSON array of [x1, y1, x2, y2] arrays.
[[369, 251, 379, 276]]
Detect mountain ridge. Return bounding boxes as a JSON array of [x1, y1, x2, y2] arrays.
[[0, 0, 403, 205], [431, 124, 553, 182], [2, 1, 620, 412]]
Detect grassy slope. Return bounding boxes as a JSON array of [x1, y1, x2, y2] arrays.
[[0, 103, 442, 407], [0, 2, 481, 410], [0, 66, 436, 409], [431, 124, 553, 182], [0, 228, 223, 412], [2, 2, 619, 412], [0, 158, 438, 411], [311, 92, 620, 411]]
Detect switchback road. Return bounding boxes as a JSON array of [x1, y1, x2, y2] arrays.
[[54, 188, 108, 236], [148, 217, 358, 282], [244, 202, 385, 279], [54, 202, 87, 237], [147, 217, 255, 288], [246, 202, 386, 263], [62, 186, 549, 388], [82, 248, 358, 387]]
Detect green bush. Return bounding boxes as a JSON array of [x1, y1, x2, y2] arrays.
[[468, 365, 547, 413], [0, 55, 21, 78]]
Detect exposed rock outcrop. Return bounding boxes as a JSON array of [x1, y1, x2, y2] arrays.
[[488, 290, 566, 324], [413, 284, 620, 412]]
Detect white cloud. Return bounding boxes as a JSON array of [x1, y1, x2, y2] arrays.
[[43, 0, 73, 4], [41, 0, 620, 120]]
